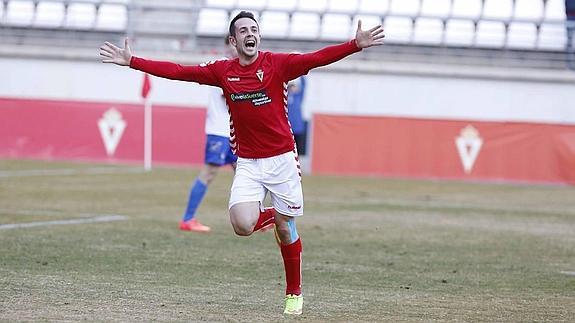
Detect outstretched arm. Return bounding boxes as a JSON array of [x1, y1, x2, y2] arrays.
[[280, 20, 385, 80], [99, 38, 132, 66], [99, 38, 221, 86]]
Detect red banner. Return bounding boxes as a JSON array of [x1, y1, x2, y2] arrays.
[[311, 114, 575, 185], [0, 97, 206, 166]]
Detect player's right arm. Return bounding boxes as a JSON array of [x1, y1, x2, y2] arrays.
[[99, 38, 221, 87]]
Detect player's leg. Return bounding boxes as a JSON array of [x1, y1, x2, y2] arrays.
[[264, 151, 304, 315], [228, 158, 275, 236], [275, 212, 303, 315], [180, 135, 227, 232]]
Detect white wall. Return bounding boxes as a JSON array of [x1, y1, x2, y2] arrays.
[[304, 72, 575, 125], [2, 57, 575, 125], [0, 57, 210, 106]]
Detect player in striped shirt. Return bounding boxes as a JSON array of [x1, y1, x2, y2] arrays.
[[100, 11, 384, 315]]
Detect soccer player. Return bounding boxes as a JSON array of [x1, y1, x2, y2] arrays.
[[179, 37, 238, 233], [99, 11, 384, 315]]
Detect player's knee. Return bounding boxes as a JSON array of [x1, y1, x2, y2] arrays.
[[229, 212, 256, 236], [232, 224, 253, 236]]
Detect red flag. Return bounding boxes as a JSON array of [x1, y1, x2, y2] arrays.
[[141, 73, 151, 99]]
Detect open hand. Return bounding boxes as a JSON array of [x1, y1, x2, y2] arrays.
[[100, 38, 132, 66], [355, 20, 385, 49]]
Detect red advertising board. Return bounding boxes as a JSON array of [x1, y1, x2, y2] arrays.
[[311, 114, 575, 185], [0, 97, 206, 166]]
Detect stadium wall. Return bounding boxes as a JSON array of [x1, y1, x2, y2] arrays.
[[1, 57, 574, 184]]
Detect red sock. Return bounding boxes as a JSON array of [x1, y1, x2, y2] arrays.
[[252, 208, 275, 232], [280, 238, 302, 295]]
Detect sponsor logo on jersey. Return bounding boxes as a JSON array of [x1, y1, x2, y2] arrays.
[[455, 125, 483, 174], [227, 77, 240, 82], [230, 90, 272, 106], [288, 205, 302, 210]]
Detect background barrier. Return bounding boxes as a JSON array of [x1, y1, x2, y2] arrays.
[[0, 97, 206, 166], [311, 114, 575, 185]]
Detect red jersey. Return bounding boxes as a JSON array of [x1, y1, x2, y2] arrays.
[[130, 40, 361, 158]]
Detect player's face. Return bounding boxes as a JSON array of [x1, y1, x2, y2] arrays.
[[231, 18, 260, 58]]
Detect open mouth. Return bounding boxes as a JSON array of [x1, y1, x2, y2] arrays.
[[245, 39, 256, 48]]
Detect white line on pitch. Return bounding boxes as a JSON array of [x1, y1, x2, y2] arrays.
[[0, 215, 128, 230], [0, 167, 146, 178]]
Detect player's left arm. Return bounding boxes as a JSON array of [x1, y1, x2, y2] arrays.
[[280, 21, 384, 80]]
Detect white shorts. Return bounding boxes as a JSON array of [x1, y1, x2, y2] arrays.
[[229, 150, 304, 216]]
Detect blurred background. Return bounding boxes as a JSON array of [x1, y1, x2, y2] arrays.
[[1, 0, 574, 184]]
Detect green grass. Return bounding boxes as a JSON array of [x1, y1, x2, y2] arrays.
[[1, 159, 574, 321]]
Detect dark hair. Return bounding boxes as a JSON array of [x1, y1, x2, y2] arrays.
[[228, 11, 258, 36]]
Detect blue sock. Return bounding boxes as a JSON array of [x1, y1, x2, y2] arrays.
[[182, 179, 207, 222]]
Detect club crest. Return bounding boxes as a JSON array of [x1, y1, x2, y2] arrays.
[[256, 69, 264, 82]]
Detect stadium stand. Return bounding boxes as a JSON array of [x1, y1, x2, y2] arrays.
[[0, 0, 572, 70]]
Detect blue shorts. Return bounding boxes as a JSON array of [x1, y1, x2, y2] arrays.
[[205, 134, 237, 166]]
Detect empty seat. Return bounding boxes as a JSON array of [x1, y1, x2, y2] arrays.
[[205, 0, 237, 9], [34, 1, 65, 28], [537, 22, 567, 50], [475, 21, 506, 48], [289, 12, 320, 39], [383, 16, 413, 43], [420, 0, 451, 18], [6, 0, 35, 26], [389, 0, 420, 17], [413, 17, 443, 45], [443, 19, 475, 47], [358, 0, 389, 15], [266, 0, 297, 11], [236, 0, 266, 11], [259, 11, 289, 38], [298, 0, 328, 13], [507, 22, 537, 49], [513, 0, 544, 21], [451, 0, 482, 20], [320, 13, 351, 41], [95, 4, 127, 31], [328, 0, 359, 14], [482, 0, 513, 21], [65, 2, 97, 29], [196, 8, 228, 36], [544, 0, 566, 21], [444, 19, 475, 47]]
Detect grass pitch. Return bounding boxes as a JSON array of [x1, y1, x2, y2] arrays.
[[1, 159, 574, 321]]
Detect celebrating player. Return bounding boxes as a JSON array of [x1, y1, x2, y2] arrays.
[[99, 11, 384, 315]]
